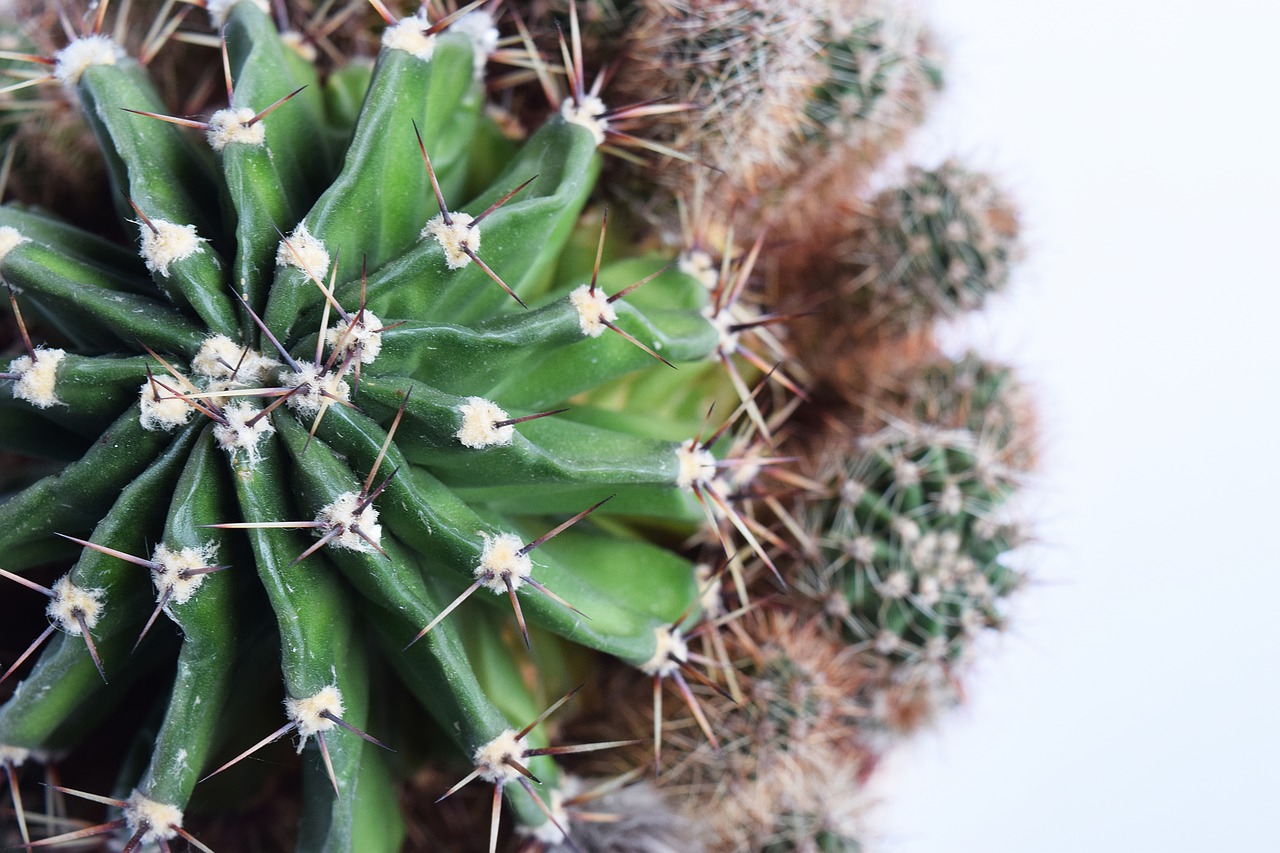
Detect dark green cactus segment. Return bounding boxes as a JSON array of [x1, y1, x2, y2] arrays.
[[0, 206, 147, 281], [863, 160, 1021, 326], [0, 408, 196, 570], [222, 0, 336, 208], [266, 32, 481, 339], [809, 422, 1024, 664], [134, 428, 243, 808], [0, 425, 196, 750], [0, 239, 207, 355], [73, 60, 239, 337], [805, 9, 942, 152], [906, 352, 1033, 466], [3, 353, 152, 432]]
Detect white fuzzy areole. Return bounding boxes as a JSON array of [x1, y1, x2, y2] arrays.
[[283, 363, 350, 416], [326, 310, 383, 367], [206, 107, 265, 151], [46, 575, 103, 634], [213, 401, 275, 463], [285, 685, 344, 739], [561, 95, 608, 145], [192, 335, 278, 385], [422, 212, 477, 269], [569, 284, 616, 338], [678, 250, 718, 291], [53, 35, 124, 87], [383, 15, 437, 61], [315, 492, 382, 553], [138, 220, 205, 278], [849, 535, 876, 565], [280, 30, 318, 62], [138, 376, 196, 431], [873, 630, 901, 655], [455, 397, 513, 449], [473, 729, 523, 784], [277, 222, 330, 279], [451, 10, 499, 77], [639, 626, 688, 677], [476, 532, 531, 594], [674, 439, 715, 490], [206, 0, 269, 26], [0, 225, 29, 264], [704, 303, 742, 355], [151, 541, 220, 606], [0, 745, 31, 766], [8, 348, 66, 409], [124, 791, 183, 844]]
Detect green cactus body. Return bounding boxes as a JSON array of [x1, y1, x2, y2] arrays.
[[804, 354, 1029, 670], [0, 3, 735, 848], [860, 161, 1021, 328]]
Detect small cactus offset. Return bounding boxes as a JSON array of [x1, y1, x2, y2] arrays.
[[0, 1, 1038, 851]]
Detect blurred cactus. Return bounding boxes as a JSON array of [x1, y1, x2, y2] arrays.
[[851, 161, 1022, 331]]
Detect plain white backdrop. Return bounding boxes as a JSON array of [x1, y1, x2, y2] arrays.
[[872, 1, 1280, 851]]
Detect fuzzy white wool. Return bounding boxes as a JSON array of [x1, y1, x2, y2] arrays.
[[286, 685, 344, 739], [451, 10, 499, 77], [325, 311, 383, 366], [46, 576, 103, 634], [0, 226, 28, 264], [206, 108, 265, 151], [674, 439, 716, 490], [213, 401, 275, 463], [8, 348, 65, 409], [423, 212, 478, 269], [138, 376, 196, 431], [456, 397, 514, 449], [569, 284, 616, 337], [639, 626, 688, 677], [53, 36, 124, 87], [476, 532, 531, 593], [151, 541, 220, 605], [283, 363, 349, 416], [124, 792, 183, 843], [383, 15, 436, 61], [315, 492, 382, 553], [561, 95, 608, 145], [192, 335, 278, 384], [138, 220, 205, 277], [276, 222, 330, 278], [473, 729, 523, 783]]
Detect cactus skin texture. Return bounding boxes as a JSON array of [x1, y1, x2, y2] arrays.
[[856, 161, 1022, 331], [0, 2, 752, 849]]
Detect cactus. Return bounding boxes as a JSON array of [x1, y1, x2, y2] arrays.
[[0, 2, 771, 849], [0, 1, 1041, 851], [799, 352, 1031, 686], [850, 160, 1022, 331]]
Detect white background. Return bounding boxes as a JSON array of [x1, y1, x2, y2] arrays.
[[874, 1, 1280, 850]]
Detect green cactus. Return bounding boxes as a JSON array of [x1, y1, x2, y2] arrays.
[[853, 160, 1022, 331], [801, 355, 1029, 672], [0, 3, 766, 849]]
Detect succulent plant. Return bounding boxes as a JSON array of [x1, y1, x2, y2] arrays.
[[850, 160, 1022, 332], [0, 2, 774, 849], [800, 353, 1030, 675]]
